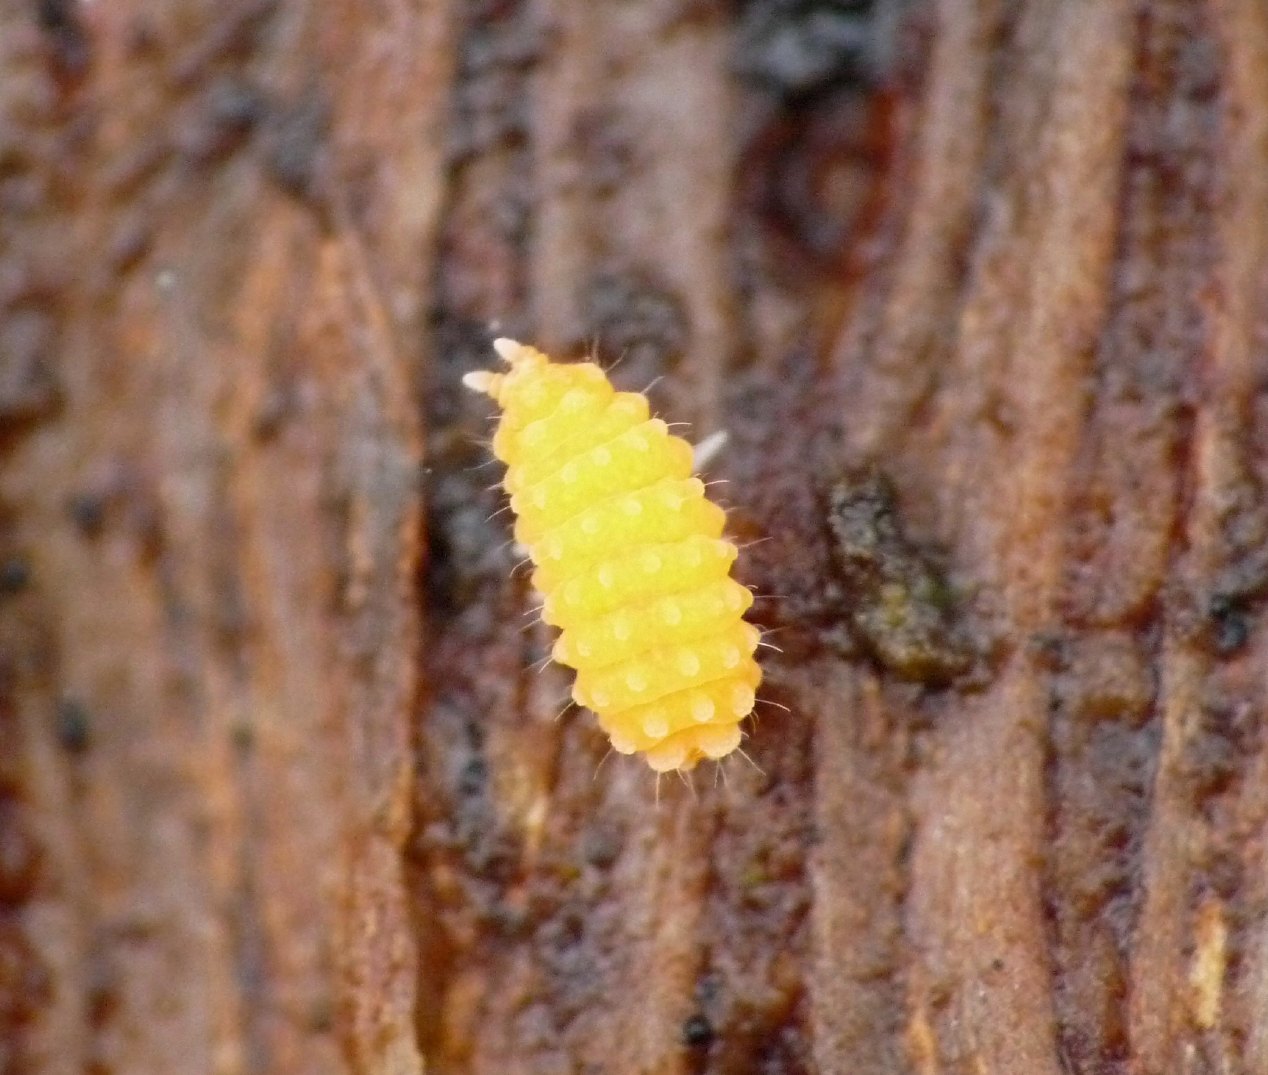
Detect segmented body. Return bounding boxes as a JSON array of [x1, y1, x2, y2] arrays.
[[463, 339, 761, 772]]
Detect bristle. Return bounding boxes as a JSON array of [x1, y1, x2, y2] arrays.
[[692, 429, 729, 471]]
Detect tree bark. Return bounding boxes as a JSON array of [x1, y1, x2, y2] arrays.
[[3, 1, 1267, 1073]]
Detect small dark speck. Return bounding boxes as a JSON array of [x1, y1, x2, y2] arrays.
[[489, 902, 530, 938], [733, 0, 878, 95], [67, 492, 107, 538], [694, 973, 721, 1007], [1209, 595, 1250, 656], [35, 0, 91, 78], [581, 824, 622, 868], [0, 309, 61, 424], [125, 15, 161, 57], [207, 77, 267, 132], [107, 216, 153, 273], [1206, 851, 1242, 900], [231, 722, 255, 753], [457, 756, 488, 797], [266, 91, 331, 201], [0, 558, 31, 597], [1028, 630, 1067, 671], [178, 77, 266, 163], [307, 993, 334, 1032], [55, 696, 91, 753], [682, 1013, 714, 1049], [35, 0, 75, 31], [252, 384, 294, 441]]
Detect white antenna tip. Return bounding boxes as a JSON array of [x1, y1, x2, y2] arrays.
[[492, 337, 523, 363], [462, 370, 495, 393]]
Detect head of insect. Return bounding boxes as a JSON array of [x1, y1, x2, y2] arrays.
[[462, 338, 615, 457], [461, 337, 545, 403]]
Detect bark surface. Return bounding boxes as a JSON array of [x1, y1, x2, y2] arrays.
[[2, 2, 1267, 1073]]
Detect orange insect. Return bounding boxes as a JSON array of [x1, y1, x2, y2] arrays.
[[463, 338, 762, 772]]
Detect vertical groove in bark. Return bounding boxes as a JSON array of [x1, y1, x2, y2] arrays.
[[1128, 0, 1268, 1069], [880, 3, 1134, 1069], [808, 667, 909, 1075], [1212, 6, 1268, 1066], [831, 0, 1005, 456], [1, 2, 452, 1072]]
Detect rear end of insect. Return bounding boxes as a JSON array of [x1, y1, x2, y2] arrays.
[[463, 338, 764, 772]]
